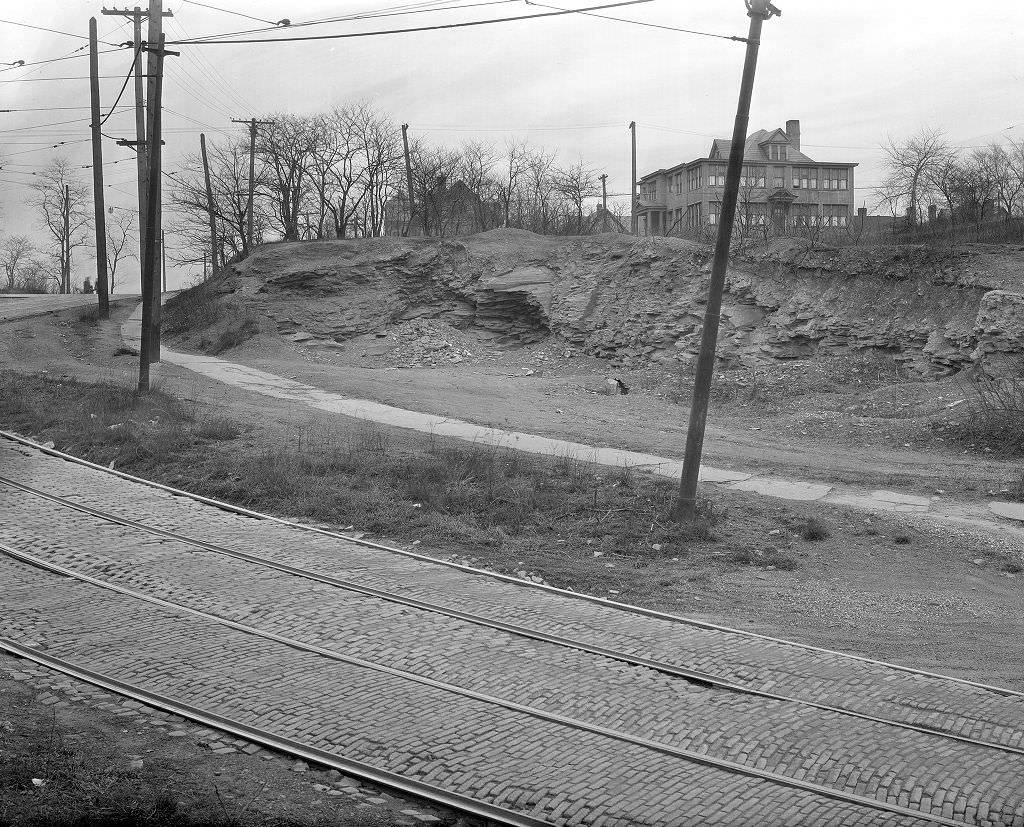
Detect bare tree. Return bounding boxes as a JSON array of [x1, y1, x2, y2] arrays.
[[257, 115, 317, 242], [30, 158, 91, 293], [975, 143, 1022, 220], [876, 127, 953, 225], [169, 137, 264, 268], [105, 210, 137, 292], [495, 139, 531, 228], [352, 104, 404, 237], [552, 160, 600, 235], [0, 234, 35, 292]]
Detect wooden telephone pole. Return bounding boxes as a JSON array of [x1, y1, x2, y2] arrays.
[[102, 3, 173, 367], [599, 174, 608, 232], [231, 117, 273, 255], [88, 17, 109, 315], [629, 121, 638, 236], [200, 133, 218, 276], [401, 123, 415, 237], [673, 0, 780, 522]]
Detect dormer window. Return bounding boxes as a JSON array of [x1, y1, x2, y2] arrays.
[[768, 143, 788, 161]]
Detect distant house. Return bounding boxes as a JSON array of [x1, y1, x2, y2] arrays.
[[636, 119, 858, 236], [581, 205, 630, 235], [384, 178, 500, 237]]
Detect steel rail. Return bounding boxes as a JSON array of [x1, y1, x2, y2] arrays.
[[3, 428, 1023, 704], [0, 634, 553, 827], [4, 471, 1024, 758], [0, 543, 968, 827]]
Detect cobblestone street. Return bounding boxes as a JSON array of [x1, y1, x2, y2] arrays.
[[2, 434, 1023, 826]]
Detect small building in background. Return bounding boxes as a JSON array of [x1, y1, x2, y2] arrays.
[[636, 119, 858, 237]]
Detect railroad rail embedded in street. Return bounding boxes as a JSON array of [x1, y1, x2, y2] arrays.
[[2, 430, 1024, 826]]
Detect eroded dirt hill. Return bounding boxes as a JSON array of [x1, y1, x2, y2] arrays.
[[190, 229, 1024, 374]]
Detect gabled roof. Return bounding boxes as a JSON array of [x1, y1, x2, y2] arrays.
[[707, 128, 816, 164]]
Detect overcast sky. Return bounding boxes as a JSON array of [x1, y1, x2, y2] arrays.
[[1, 0, 1021, 291]]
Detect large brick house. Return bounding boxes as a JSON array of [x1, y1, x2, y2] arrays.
[[636, 120, 857, 236]]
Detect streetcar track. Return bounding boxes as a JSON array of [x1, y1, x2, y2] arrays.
[[3, 468, 1023, 759], [0, 636, 554, 827], [0, 544, 966, 827], [2, 427, 1021, 704]]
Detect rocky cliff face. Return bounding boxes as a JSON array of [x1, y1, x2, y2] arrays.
[[229, 230, 1024, 375]]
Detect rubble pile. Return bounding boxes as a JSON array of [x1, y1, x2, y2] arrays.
[[373, 319, 474, 369]]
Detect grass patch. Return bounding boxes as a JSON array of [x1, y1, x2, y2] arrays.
[[794, 516, 831, 541]]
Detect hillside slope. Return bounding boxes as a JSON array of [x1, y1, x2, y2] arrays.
[[175, 230, 1024, 375]]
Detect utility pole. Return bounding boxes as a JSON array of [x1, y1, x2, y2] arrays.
[[62, 185, 70, 294], [200, 132, 218, 276], [161, 229, 166, 292], [673, 0, 780, 522], [138, 31, 171, 392], [145, 0, 163, 361], [401, 123, 415, 237], [103, 4, 172, 342], [599, 174, 608, 232], [629, 121, 638, 236], [88, 17, 109, 314], [231, 117, 273, 255]]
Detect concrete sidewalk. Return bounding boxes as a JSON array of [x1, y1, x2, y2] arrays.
[[121, 306, 1024, 540]]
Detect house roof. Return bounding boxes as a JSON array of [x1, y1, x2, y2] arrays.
[[638, 124, 858, 183], [708, 129, 816, 164]]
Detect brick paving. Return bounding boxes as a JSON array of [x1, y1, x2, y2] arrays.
[[2, 437, 1024, 825]]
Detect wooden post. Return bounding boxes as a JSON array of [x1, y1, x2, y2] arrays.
[[401, 123, 415, 237], [629, 121, 638, 236], [88, 18, 109, 314], [145, 0, 163, 362], [200, 133, 218, 277], [133, 7, 147, 296], [62, 184, 70, 294], [674, 0, 780, 522], [599, 173, 608, 232], [138, 33, 165, 393]]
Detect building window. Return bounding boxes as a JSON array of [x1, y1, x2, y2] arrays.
[[821, 168, 849, 191], [741, 203, 767, 226], [793, 204, 820, 227], [687, 166, 703, 191], [772, 167, 785, 189], [768, 143, 788, 161], [822, 204, 848, 226], [740, 165, 766, 188], [640, 181, 658, 202], [708, 201, 722, 225], [709, 165, 726, 187], [686, 202, 703, 227], [793, 167, 818, 190]]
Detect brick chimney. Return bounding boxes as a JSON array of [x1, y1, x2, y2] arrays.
[[786, 119, 801, 151]]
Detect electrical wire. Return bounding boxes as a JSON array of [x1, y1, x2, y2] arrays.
[[0, 113, 128, 134], [100, 48, 143, 126], [172, 0, 519, 43], [166, 0, 653, 45], [0, 139, 90, 157], [522, 0, 746, 41], [0, 18, 122, 46], [0, 76, 149, 83], [168, 18, 254, 114], [181, 0, 280, 25]]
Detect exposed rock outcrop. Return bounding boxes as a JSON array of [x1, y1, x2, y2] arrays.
[[222, 230, 1024, 375]]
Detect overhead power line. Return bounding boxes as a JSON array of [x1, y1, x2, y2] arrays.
[[172, 0, 521, 43], [181, 0, 289, 26], [523, 0, 747, 41], [0, 17, 121, 46], [167, 0, 654, 45], [100, 47, 142, 126]]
